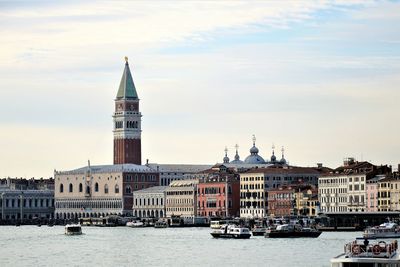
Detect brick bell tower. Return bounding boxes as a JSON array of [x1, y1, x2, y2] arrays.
[[113, 57, 142, 165]]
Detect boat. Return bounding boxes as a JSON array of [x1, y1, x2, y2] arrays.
[[65, 224, 82, 235], [126, 220, 144, 228], [252, 225, 267, 236], [154, 220, 168, 228], [210, 224, 251, 239], [363, 222, 400, 239], [330, 238, 399, 267], [264, 224, 322, 238]]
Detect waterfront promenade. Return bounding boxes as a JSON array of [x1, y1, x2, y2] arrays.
[[0, 226, 361, 267]]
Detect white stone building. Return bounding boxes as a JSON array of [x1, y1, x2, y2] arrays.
[[166, 179, 198, 219], [132, 186, 167, 218]]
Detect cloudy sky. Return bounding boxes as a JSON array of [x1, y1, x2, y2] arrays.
[[1, 1, 399, 178]]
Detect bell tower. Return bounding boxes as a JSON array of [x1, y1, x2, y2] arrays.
[[113, 57, 142, 165]]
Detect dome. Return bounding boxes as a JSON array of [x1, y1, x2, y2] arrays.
[[250, 145, 259, 154], [244, 154, 266, 164], [223, 155, 230, 164], [271, 154, 276, 162], [280, 158, 286, 164]]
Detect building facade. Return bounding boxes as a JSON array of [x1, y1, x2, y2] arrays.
[[113, 58, 142, 165], [54, 163, 159, 219], [0, 189, 54, 222], [319, 159, 392, 213], [240, 167, 322, 218], [196, 165, 240, 218], [132, 186, 167, 218], [165, 180, 198, 219]]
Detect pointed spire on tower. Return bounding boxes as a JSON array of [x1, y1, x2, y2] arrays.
[[116, 56, 138, 100]]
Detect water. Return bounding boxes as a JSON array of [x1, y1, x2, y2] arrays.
[[0, 226, 361, 267]]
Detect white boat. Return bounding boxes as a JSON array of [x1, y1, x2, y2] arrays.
[[126, 221, 144, 228], [331, 239, 400, 267], [154, 220, 168, 228], [65, 224, 82, 235], [363, 222, 400, 239], [210, 224, 251, 239]]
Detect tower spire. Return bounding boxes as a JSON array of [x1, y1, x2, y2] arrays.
[[113, 58, 142, 165], [116, 57, 138, 100], [223, 146, 230, 163]]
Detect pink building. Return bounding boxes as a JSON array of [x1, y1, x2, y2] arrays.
[[366, 177, 380, 212]]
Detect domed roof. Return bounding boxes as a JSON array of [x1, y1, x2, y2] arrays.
[[223, 155, 230, 163], [280, 158, 286, 164], [223, 147, 229, 163], [244, 154, 266, 164], [250, 145, 259, 154], [271, 153, 276, 162], [230, 144, 244, 164], [244, 135, 266, 164]]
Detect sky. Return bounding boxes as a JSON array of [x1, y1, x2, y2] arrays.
[[1, 1, 399, 178]]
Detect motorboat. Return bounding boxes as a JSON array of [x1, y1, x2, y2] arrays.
[[126, 220, 144, 228], [154, 220, 168, 228], [331, 239, 399, 267], [363, 222, 400, 239], [252, 225, 267, 236], [264, 224, 321, 238], [65, 224, 82, 235], [210, 224, 251, 239]]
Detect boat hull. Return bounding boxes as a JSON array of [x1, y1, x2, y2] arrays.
[[252, 230, 266, 236], [265, 231, 321, 238], [211, 233, 251, 239]]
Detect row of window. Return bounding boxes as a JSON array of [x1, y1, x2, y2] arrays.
[[125, 174, 157, 182], [0, 198, 54, 208], [134, 198, 164, 207], [56, 200, 122, 209]]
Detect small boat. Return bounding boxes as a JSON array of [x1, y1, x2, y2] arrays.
[[330, 238, 399, 267], [65, 224, 82, 235], [252, 225, 267, 236], [363, 222, 400, 239], [265, 224, 321, 238], [211, 224, 251, 239], [154, 220, 168, 228], [126, 220, 144, 228]]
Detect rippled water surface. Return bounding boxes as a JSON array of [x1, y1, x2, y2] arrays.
[[0, 226, 362, 267]]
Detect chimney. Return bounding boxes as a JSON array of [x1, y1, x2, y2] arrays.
[[317, 163, 323, 169]]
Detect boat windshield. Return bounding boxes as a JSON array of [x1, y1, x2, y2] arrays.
[[68, 227, 81, 232]]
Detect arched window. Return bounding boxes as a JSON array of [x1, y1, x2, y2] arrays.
[[104, 184, 109, 194], [86, 186, 90, 194], [60, 184, 64, 193], [69, 183, 73, 193], [95, 183, 99, 192], [115, 184, 119, 194], [125, 186, 131, 194], [79, 183, 83, 192]]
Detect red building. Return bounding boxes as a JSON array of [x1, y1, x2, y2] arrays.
[[113, 57, 142, 165], [268, 185, 295, 217], [196, 165, 240, 218]]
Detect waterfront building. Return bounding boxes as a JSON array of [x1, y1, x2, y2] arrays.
[[378, 177, 391, 212], [319, 158, 392, 213], [294, 186, 318, 217], [366, 176, 381, 212], [165, 179, 198, 219], [132, 186, 167, 218], [0, 189, 54, 222], [54, 163, 159, 219], [267, 186, 295, 217], [390, 178, 400, 211], [239, 166, 321, 218], [196, 164, 240, 218], [147, 163, 211, 186], [113, 57, 142, 165]]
